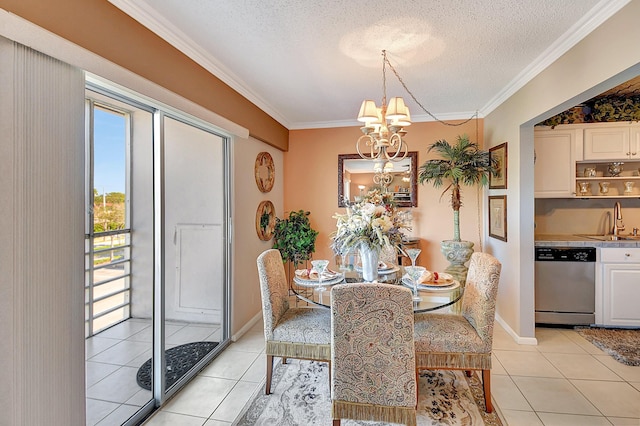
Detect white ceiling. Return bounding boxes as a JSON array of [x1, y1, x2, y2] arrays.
[[110, 0, 629, 130]]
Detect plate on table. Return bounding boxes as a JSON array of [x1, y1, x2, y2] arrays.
[[355, 261, 398, 273], [402, 271, 458, 290], [293, 269, 344, 286]]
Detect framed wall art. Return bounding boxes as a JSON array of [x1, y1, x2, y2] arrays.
[[488, 195, 507, 241], [489, 142, 507, 189], [255, 151, 275, 193]]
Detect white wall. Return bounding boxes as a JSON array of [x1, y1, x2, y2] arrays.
[[163, 117, 225, 323], [484, 0, 640, 340]]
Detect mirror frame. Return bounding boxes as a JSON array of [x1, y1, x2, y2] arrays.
[[338, 151, 418, 208]]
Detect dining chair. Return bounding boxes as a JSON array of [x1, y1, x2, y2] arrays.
[[413, 252, 501, 413], [330, 283, 417, 426], [256, 249, 331, 395]]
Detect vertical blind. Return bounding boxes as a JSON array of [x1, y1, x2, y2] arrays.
[[0, 37, 86, 425]]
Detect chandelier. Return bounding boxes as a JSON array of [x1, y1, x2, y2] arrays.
[[372, 161, 394, 189], [356, 50, 411, 162]]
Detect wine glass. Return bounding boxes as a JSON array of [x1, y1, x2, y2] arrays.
[[338, 249, 350, 271], [311, 259, 330, 292], [405, 265, 426, 302], [405, 248, 422, 267]]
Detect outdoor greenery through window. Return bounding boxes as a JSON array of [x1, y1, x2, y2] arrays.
[[86, 103, 131, 335]]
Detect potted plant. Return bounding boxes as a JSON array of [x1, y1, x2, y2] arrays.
[[418, 135, 497, 284], [272, 210, 319, 278]]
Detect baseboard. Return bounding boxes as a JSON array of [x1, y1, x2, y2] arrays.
[[232, 310, 263, 342], [495, 313, 538, 345]]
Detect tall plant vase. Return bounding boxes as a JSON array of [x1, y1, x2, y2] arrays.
[[359, 244, 380, 282], [440, 240, 474, 286]]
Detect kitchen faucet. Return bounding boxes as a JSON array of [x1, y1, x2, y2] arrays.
[[612, 201, 625, 235]]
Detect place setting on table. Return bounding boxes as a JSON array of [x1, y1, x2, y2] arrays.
[[290, 188, 464, 311], [291, 255, 463, 313]]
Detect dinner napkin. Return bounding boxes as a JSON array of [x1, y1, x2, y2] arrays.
[[403, 270, 435, 283], [418, 270, 434, 283], [295, 268, 339, 280]]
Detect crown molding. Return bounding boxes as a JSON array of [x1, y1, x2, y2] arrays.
[[289, 110, 484, 130], [481, 0, 631, 116], [108, 0, 291, 128]]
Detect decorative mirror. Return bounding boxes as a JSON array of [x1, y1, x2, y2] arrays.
[[338, 151, 418, 207], [255, 152, 275, 193]]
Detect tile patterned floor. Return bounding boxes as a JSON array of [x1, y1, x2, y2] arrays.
[[92, 319, 640, 425], [85, 319, 222, 425], [492, 325, 640, 425]]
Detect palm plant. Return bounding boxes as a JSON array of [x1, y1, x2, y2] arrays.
[[418, 135, 497, 242]]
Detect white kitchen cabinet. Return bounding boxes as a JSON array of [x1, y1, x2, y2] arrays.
[[534, 128, 581, 198], [584, 123, 640, 160], [597, 248, 640, 327]]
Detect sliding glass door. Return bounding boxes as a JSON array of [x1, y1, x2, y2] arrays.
[[84, 87, 231, 425], [160, 116, 227, 395]]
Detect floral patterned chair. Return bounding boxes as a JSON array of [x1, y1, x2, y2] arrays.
[[330, 283, 417, 426], [256, 249, 331, 395], [413, 252, 501, 412]]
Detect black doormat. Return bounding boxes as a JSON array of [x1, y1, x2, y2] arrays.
[[136, 341, 219, 390], [575, 327, 640, 366]]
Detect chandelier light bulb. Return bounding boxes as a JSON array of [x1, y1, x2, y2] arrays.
[[355, 50, 410, 162]]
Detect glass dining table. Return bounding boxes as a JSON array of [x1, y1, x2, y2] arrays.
[[291, 264, 463, 313]]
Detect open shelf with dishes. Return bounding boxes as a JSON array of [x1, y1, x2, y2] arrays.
[[575, 161, 640, 198]]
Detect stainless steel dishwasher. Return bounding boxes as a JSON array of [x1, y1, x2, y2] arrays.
[[535, 247, 596, 325]]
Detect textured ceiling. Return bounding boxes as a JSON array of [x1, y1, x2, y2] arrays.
[[110, 0, 629, 129]]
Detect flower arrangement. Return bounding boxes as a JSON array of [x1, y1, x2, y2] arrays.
[[330, 189, 410, 255]]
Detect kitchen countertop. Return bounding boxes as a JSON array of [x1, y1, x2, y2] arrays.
[[535, 234, 640, 247]]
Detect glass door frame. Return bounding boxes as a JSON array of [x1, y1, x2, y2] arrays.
[[86, 81, 233, 424], [153, 110, 233, 403]]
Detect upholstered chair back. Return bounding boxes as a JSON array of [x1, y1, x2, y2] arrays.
[[331, 283, 417, 426], [256, 249, 290, 341], [460, 252, 502, 350]]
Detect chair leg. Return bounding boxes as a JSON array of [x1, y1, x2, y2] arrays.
[[282, 357, 288, 364], [265, 355, 274, 395], [482, 369, 493, 413], [465, 370, 472, 377], [332, 420, 340, 426]]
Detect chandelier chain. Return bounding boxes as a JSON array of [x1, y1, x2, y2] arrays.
[[383, 53, 478, 126], [381, 50, 388, 108]]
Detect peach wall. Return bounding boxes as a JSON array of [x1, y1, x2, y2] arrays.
[[285, 120, 485, 272], [233, 137, 284, 335]]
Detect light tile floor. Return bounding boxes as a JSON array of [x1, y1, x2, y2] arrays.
[[86, 318, 222, 425], [140, 321, 640, 426], [493, 325, 640, 425]]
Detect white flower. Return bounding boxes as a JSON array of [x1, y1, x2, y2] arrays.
[[372, 216, 393, 232], [330, 189, 410, 255]]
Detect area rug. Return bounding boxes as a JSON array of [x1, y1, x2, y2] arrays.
[[136, 341, 219, 390], [575, 327, 640, 366], [235, 359, 502, 426]]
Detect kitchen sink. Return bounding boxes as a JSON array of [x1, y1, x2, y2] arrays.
[[576, 234, 640, 241]]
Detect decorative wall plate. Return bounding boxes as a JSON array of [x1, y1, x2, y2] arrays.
[[255, 152, 275, 193], [256, 200, 276, 241]]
